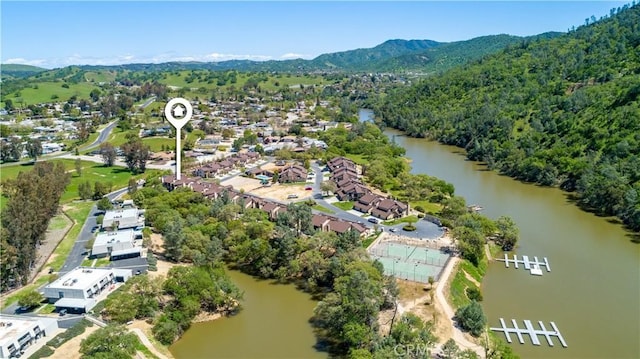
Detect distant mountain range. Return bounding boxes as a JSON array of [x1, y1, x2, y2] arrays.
[[1, 33, 563, 78]]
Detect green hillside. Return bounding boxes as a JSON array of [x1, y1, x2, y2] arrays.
[[376, 4, 640, 231], [1, 64, 47, 80]]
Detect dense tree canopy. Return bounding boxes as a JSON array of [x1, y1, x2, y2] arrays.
[[376, 4, 640, 231], [1, 162, 70, 290]]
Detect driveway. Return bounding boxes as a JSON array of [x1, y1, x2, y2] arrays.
[[59, 187, 130, 275]]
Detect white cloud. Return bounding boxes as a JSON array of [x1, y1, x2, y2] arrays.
[[3, 58, 48, 67], [280, 53, 311, 60], [3, 52, 280, 69], [203, 53, 273, 62]]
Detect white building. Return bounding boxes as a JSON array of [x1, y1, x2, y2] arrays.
[[92, 229, 137, 258], [43, 267, 132, 313], [0, 315, 58, 359], [102, 208, 145, 230]]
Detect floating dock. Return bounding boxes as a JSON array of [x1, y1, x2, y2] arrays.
[[496, 254, 551, 275], [490, 318, 567, 348]]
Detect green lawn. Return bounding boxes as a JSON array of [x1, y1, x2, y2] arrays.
[[333, 201, 354, 211], [383, 215, 419, 226], [345, 153, 369, 165], [312, 204, 334, 214], [47, 215, 70, 230], [62, 163, 133, 203], [142, 137, 175, 152], [410, 200, 442, 214]]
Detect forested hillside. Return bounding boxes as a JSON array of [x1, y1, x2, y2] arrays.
[[376, 4, 640, 231]]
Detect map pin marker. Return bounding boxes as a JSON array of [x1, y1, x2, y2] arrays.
[[164, 98, 193, 180]]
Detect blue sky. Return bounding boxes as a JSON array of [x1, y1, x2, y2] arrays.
[[1, 1, 628, 69]]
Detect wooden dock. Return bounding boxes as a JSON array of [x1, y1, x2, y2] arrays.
[[496, 254, 551, 275], [490, 318, 567, 348]]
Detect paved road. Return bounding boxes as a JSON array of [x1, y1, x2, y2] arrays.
[[82, 121, 118, 151], [138, 96, 157, 110], [59, 188, 130, 275]]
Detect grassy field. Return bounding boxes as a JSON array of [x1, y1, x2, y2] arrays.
[[1, 159, 163, 209], [345, 153, 369, 165], [4, 81, 98, 106], [142, 137, 175, 152], [84, 70, 117, 83], [48, 201, 95, 271], [410, 200, 442, 214]]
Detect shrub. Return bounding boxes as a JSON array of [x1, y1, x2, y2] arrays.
[[466, 287, 483, 302], [27, 345, 54, 358], [402, 224, 417, 231], [455, 301, 486, 337], [414, 205, 425, 213], [46, 319, 93, 348], [417, 213, 425, 218]]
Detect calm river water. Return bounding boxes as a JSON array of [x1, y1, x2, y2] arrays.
[[170, 269, 327, 359], [383, 123, 639, 358]]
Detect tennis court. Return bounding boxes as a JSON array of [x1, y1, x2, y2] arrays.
[[368, 240, 451, 283]]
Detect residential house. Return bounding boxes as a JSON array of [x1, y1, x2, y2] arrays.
[[278, 164, 307, 183]]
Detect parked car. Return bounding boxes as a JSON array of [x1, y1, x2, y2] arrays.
[[59, 309, 67, 316], [287, 194, 299, 199], [390, 228, 397, 233], [305, 186, 313, 190], [368, 218, 379, 224]]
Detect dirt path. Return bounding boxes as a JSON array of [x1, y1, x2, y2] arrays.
[[131, 327, 172, 359], [28, 210, 74, 282], [433, 257, 485, 357]]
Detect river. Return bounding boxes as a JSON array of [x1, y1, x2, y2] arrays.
[[374, 109, 639, 358], [171, 109, 638, 358], [170, 269, 327, 359]]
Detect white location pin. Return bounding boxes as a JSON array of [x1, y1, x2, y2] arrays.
[[164, 98, 193, 180]]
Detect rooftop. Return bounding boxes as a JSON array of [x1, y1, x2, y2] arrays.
[[103, 208, 140, 221], [0, 315, 56, 347], [45, 267, 114, 291], [94, 229, 135, 247]]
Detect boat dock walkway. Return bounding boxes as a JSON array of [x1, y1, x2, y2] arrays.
[[490, 318, 567, 348], [496, 254, 550, 275]]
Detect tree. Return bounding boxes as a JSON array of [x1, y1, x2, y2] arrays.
[[80, 325, 139, 359], [75, 158, 83, 176], [25, 138, 42, 162], [455, 301, 487, 337], [441, 339, 460, 359], [96, 197, 113, 211], [78, 180, 93, 200], [99, 142, 117, 167], [221, 128, 235, 140], [0, 137, 23, 162], [128, 178, 138, 195], [17, 289, 44, 309], [93, 181, 109, 200], [121, 136, 150, 174], [495, 216, 519, 251], [321, 180, 337, 196]]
